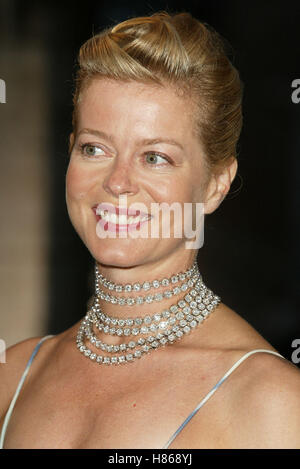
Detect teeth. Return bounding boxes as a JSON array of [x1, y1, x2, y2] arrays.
[[98, 210, 149, 225]]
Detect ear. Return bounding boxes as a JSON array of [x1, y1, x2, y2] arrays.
[[203, 157, 238, 214], [69, 133, 75, 155]]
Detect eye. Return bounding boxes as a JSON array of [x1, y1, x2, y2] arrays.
[[79, 143, 105, 157], [145, 152, 170, 166]]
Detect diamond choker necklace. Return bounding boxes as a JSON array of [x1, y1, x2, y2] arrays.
[[76, 261, 221, 365]]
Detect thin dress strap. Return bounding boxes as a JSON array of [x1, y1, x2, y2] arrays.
[[0, 335, 54, 449], [163, 348, 285, 449]]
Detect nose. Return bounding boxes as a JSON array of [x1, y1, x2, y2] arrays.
[[102, 159, 139, 198]]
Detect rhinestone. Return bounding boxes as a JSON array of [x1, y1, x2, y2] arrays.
[[111, 298, 118, 304], [120, 344, 127, 351], [132, 328, 139, 335], [161, 278, 169, 286], [190, 289, 197, 297], [158, 321, 168, 330], [152, 280, 160, 288], [162, 309, 171, 318], [190, 320, 197, 328], [104, 317, 111, 324], [145, 295, 154, 303], [142, 345, 150, 352], [199, 303, 206, 310], [140, 326, 149, 334], [118, 319, 125, 326], [203, 298, 210, 305], [185, 294, 192, 303], [118, 355, 126, 363], [111, 318, 118, 325], [113, 345, 120, 352], [179, 273, 185, 281], [105, 295, 111, 301], [187, 279, 194, 287], [107, 345, 114, 352], [118, 298, 126, 305], [178, 300, 186, 308], [109, 328, 116, 335], [172, 325, 179, 332], [163, 291, 172, 298], [134, 350, 142, 358], [123, 328, 131, 336], [103, 326, 109, 333], [136, 296, 144, 304], [196, 315, 204, 323], [171, 275, 178, 283], [168, 317, 176, 325], [176, 312, 184, 320], [111, 357, 118, 364], [135, 317, 143, 326], [144, 315, 152, 324], [179, 320, 187, 327], [176, 330, 183, 338], [116, 329, 123, 336], [84, 350, 91, 357], [183, 306, 191, 314], [79, 345, 86, 352], [183, 326, 191, 334], [126, 319, 134, 326], [181, 283, 188, 291], [143, 282, 151, 291], [126, 298, 135, 305], [100, 343, 106, 351], [108, 283, 115, 290], [173, 287, 181, 295], [133, 283, 141, 291], [186, 314, 194, 322], [168, 334, 176, 341], [207, 304, 214, 311], [96, 355, 103, 363], [190, 301, 197, 309], [149, 324, 157, 331], [147, 336, 154, 343], [151, 341, 159, 348], [126, 354, 133, 361], [156, 333, 164, 340], [154, 313, 161, 322], [137, 338, 145, 345], [103, 357, 110, 364], [124, 284, 132, 292], [160, 337, 168, 345], [128, 341, 136, 348], [195, 296, 202, 303], [202, 310, 209, 317], [154, 293, 163, 301], [170, 305, 178, 313]]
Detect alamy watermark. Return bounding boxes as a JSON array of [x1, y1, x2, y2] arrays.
[[0, 78, 6, 103], [0, 339, 6, 363], [291, 339, 300, 364], [95, 196, 205, 249], [291, 79, 300, 103]]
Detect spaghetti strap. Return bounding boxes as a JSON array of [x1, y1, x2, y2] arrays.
[[163, 348, 285, 449], [0, 335, 54, 449]]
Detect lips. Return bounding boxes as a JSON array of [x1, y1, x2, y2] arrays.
[[92, 202, 152, 232]]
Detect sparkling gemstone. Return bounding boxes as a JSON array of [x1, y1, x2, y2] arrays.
[[151, 341, 159, 348], [107, 345, 114, 352], [196, 315, 204, 323], [152, 280, 160, 288], [134, 350, 142, 358], [150, 324, 157, 331], [183, 306, 191, 314], [162, 309, 171, 318], [140, 326, 149, 334], [203, 298, 210, 305], [181, 283, 188, 291], [144, 315, 152, 324], [185, 294, 192, 303], [190, 289, 197, 297], [111, 318, 118, 325], [126, 298, 135, 305], [159, 321, 168, 330], [147, 336, 154, 343], [156, 333, 164, 339], [176, 330, 183, 338], [96, 355, 103, 363], [126, 319, 134, 326], [135, 317, 143, 326], [118, 355, 126, 363], [190, 301, 197, 309], [172, 325, 179, 332], [142, 345, 150, 352], [161, 278, 169, 286], [103, 357, 110, 364], [118, 298, 126, 305], [143, 282, 151, 291], [160, 337, 168, 345], [128, 341, 136, 348], [111, 298, 118, 304], [176, 312, 184, 320], [137, 338, 145, 345], [168, 317, 176, 325], [183, 326, 191, 334], [109, 328, 116, 335], [124, 328, 131, 336], [111, 357, 118, 364], [118, 319, 125, 326], [173, 287, 181, 295], [79, 345, 86, 352], [178, 300, 186, 308], [133, 283, 141, 291], [126, 354, 133, 361], [154, 313, 161, 322], [171, 275, 178, 283], [115, 285, 123, 292], [145, 295, 154, 303], [190, 320, 197, 328], [101, 344, 106, 351], [120, 344, 127, 351], [132, 328, 139, 335], [202, 310, 209, 317], [187, 279, 194, 287], [179, 320, 187, 327], [163, 291, 172, 298], [168, 334, 176, 341], [103, 326, 109, 333], [113, 345, 120, 352], [116, 329, 123, 336], [108, 283, 115, 290], [207, 304, 214, 311], [84, 350, 91, 357], [186, 314, 194, 322], [136, 297, 144, 305], [125, 284, 132, 292], [154, 293, 163, 301], [170, 306, 178, 313], [179, 274, 185, 281]]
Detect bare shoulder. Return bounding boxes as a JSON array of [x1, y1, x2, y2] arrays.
[[0, 336, 53, 419], [228, 347, 300, 448]]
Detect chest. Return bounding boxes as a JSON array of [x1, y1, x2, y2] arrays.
[[2, 365, 234, 449]]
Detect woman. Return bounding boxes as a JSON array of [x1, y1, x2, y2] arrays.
[[1, 11, 300, 449]]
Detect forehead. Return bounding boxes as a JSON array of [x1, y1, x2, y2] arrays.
[[77, 78, 198, 140]]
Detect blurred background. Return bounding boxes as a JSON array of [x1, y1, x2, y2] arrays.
[[0, 0, 299, 366]]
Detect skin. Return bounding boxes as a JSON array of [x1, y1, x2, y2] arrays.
[[1, 79, 300, 449]]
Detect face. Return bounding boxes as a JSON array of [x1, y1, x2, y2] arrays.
[[66, 78, 227, 268]]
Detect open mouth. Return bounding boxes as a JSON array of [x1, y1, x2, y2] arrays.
[[92, 204, 152, 232]]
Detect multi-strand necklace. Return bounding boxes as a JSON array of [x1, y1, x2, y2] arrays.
[[76, 261, 221, 365]]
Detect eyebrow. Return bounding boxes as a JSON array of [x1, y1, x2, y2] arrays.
[[77, 128, 184, 151]]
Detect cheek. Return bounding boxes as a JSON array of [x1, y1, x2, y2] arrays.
[[66, 162, 91, 202]]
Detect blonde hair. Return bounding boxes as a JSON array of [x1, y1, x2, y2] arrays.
[[71, 11, 243, 171]]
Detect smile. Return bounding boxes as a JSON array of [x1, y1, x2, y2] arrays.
[[92, 204, 152, 232]]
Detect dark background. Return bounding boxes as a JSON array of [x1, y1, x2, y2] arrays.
[[1, 0, 299, 362]]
